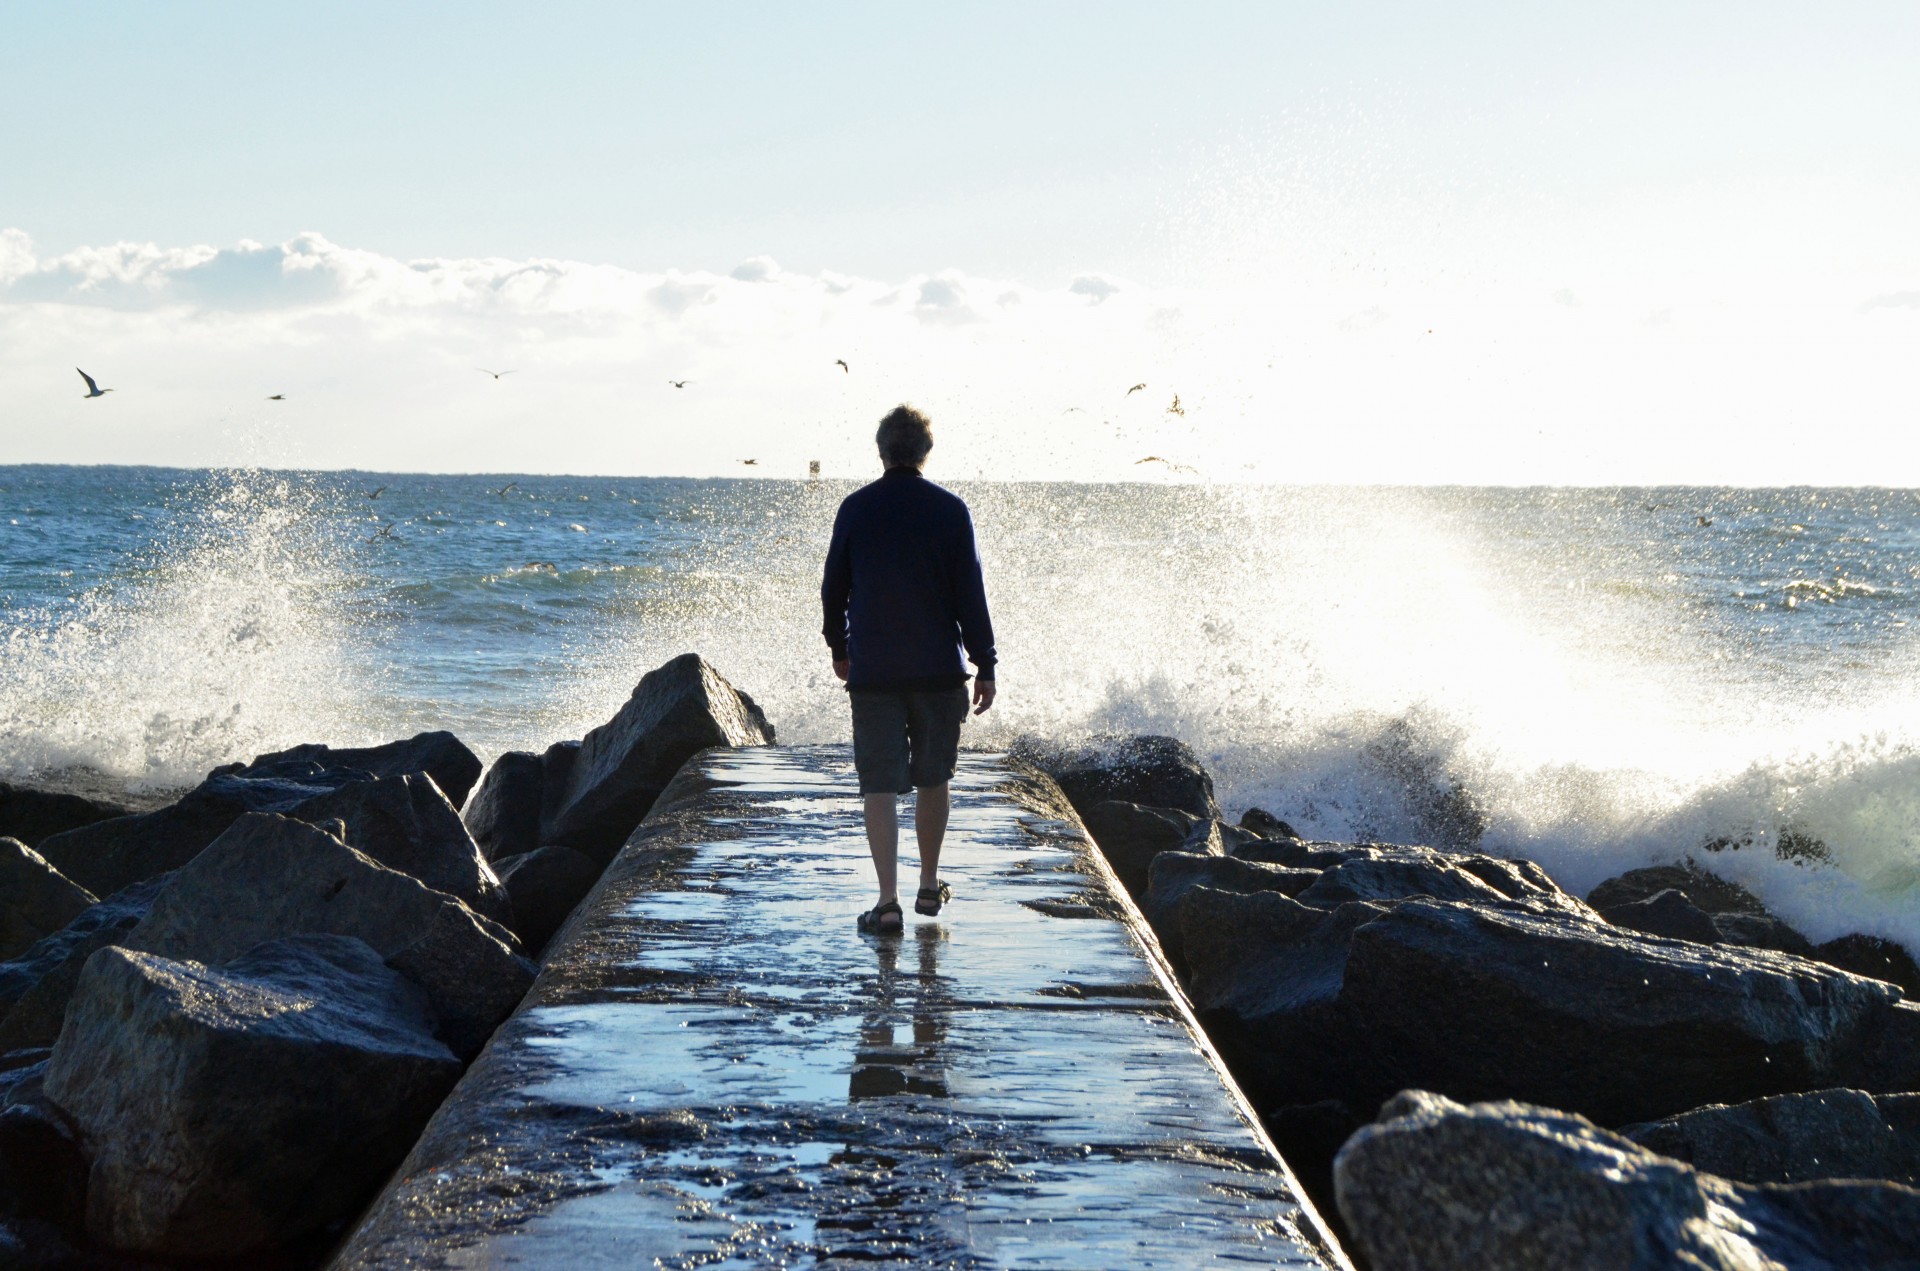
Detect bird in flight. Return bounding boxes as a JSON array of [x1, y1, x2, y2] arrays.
[[365, 486, 387, 500], [1062, 406, 1085, 415], [740, 459, 759, 466], [367, 523, 400, 543], [495, 481, 517, 497], [1166, 394, 1185, 416], [667, 380, 691, 389], [835, 359, 850, 374], [477, 369, 515, 380], [1135, 456, 1199, 475], [267, 394, 285, 401], [76, 368, 112, 398], [1125, 382, 1146, 396]]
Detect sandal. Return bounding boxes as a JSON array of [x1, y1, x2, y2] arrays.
[[915, 881, 952, 916], [857, 898, 904, 935]]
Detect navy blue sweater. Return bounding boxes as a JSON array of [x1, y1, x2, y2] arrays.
[[821, 469, 997, 690]]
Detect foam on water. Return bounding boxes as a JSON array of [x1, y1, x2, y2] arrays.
[[2, 468, 1916, 954]]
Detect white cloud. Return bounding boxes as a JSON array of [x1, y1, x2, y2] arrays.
[[5, 229, 1920, 484]]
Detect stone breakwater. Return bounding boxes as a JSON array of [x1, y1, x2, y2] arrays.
[[0, 652, 771, 1267], [1014, 732, 1920, 1270], [0, 655, 1916, 1269]]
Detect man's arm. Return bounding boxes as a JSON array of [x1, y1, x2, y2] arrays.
[[821, 505, 852, 679], [951, 508, 997, 712]]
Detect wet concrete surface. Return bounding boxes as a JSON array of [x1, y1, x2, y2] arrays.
[[330, 746, 1348, 1269]]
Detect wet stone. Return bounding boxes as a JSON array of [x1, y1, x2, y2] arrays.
[[331, 746, 1346, 1270]]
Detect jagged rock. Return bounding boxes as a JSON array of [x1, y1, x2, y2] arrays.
[[1183, 890, 1917, 1126], [1599, 887, 1722, 944], [124, 814, 533, 1060], [1140, 852, 1317, 971], [1715, 911, 1817, 958], [0, 840, 96, 961], [1621, 1088, 1920, 1186], [0, 1102, 87, 1232], [0, 875, 174, 1052], [287, 773, 508, 920], [0, 1051, 49, 1108], [461, 751, 543, 861], [1587, 863, 1769, 917], [44, 936, 462, 1257], [0, 780, 135, 849], [1008, 733, 1219, 821], [1237, 807, 1300, 839], [244, 730, 482, 809], [495, 846, 602, 954], [538, 740, 581, 835], [545, 655, 773, 860], [1079, 800, 1211, 898], [1815, 934, 1920, 996], [34, 766, 363, 900], [1335, 1090, 1920, 1271], [1294, 852, 1514, 909]]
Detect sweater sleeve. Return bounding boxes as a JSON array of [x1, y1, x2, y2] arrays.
[[820, 503, 853, 660], [951, 507, 998, 680]]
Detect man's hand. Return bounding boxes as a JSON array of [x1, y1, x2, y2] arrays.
[[972, 678, 996, 715], [832, 658, 849, 683]]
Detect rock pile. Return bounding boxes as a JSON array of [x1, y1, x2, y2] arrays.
[[0, 652, 772, 1264], [1023, 731, 1920, 1270]]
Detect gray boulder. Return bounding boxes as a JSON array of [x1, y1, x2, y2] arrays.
[[1183, 890, 1917, 1127], [1009, 733, 1219, 821], [1078, 800, 1212, 898], [287, 773, 508, 920], [0, 780, 136, 849], [0, 840, 96, 961], [1815, 934, 1920, 996], [1140, 853, 1316, 971], [1621, 1088, 1920, 1186], [1237, 807, 1299, 839], [538, 739, 581, 833], [461, 750, 543, 861], [44, 936, 461, 1257], [495, 846, 602, 955], [1294, 851, 1514, 909], [1587, 863, 1770, 917], [124, 814, 533, 1060], [0, 875, 174, 1052], [1599, 887, 1723, 944], [243, 730, 482, 808], [545, 654, 773, 859], [1335, 1090, 1920, 1271], [1715, 911, 1817, 957]]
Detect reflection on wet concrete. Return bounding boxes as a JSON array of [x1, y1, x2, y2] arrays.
[[330, 745, 1347, 1269]]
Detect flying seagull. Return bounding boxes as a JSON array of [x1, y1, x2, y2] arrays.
[[366, 523, 400, 544], [267, 394, 285, 401], [365, 486, 387, 500], [667, 380, 690, 389], [1125, 382, 1146, 396], [495, 481, 517, 497], [76, 368, 112, 398], [740, 459, 759, 466], [1135, 456, 1199, 476], [477, 368, 515, 380], [835, 359, 849, 374]]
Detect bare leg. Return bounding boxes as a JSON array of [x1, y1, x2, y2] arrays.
[[864, 792, 900, 905], [913, 782, 950, 892]]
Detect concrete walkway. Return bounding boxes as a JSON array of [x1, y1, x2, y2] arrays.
[[331, 746, 1347, 1269]]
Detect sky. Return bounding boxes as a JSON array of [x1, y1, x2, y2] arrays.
[[3, 1, 1918, 482]]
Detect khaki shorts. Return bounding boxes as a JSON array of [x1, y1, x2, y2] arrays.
[[849, 686, 970, 794]]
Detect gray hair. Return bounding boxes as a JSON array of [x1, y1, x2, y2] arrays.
[[876, 405, 934, 470]]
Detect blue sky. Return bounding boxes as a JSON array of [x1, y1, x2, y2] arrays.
[[4, 2, 1919, 479]]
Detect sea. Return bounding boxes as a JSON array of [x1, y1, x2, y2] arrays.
[[3, 464, 1917, 955]]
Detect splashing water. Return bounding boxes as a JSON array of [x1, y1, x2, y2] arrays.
[[2, 468, 1917, 953]]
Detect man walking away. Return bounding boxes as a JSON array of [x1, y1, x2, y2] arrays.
[[821, 405, 998, 935]]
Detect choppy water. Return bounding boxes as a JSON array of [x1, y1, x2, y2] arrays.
[[3, 464, 1918, 954]]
